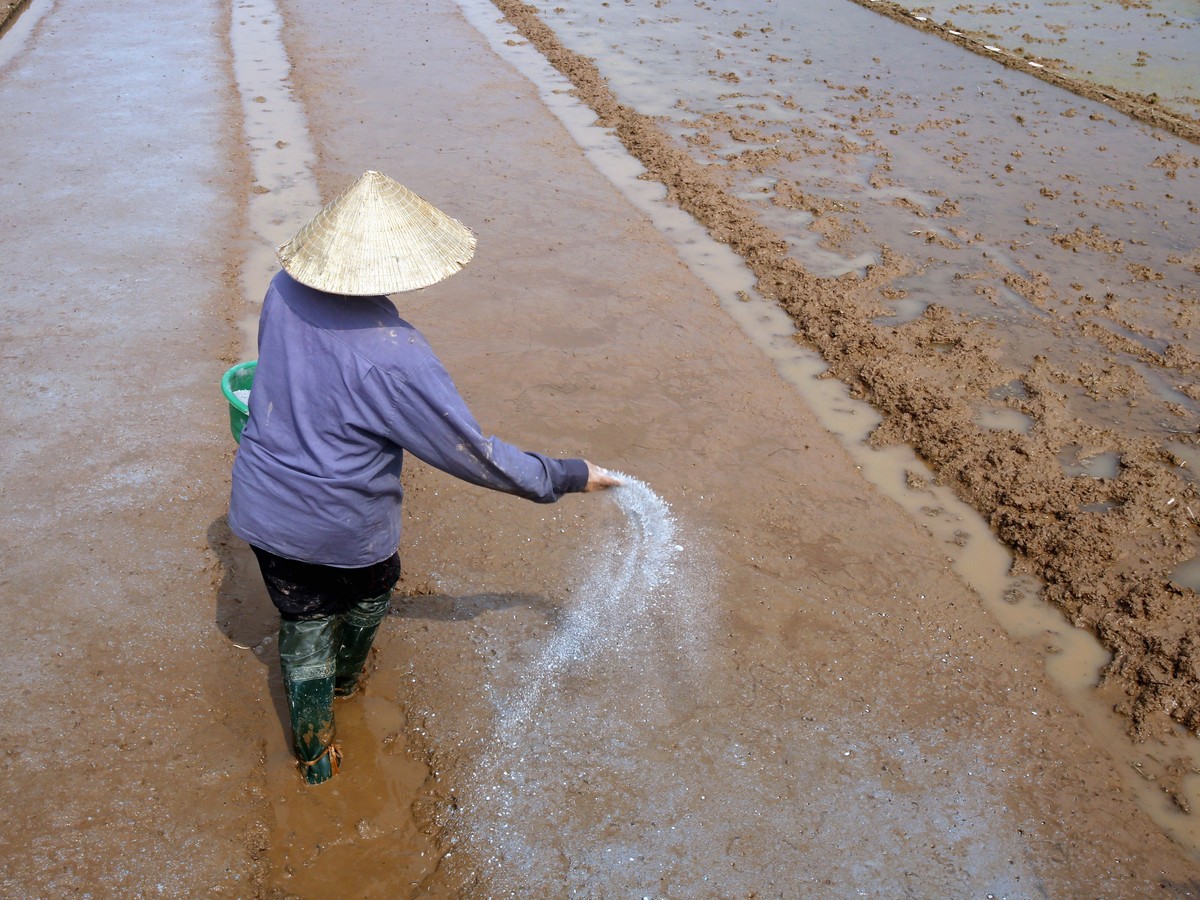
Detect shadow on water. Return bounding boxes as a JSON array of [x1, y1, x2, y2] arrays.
[[207, 513, 559, 749], [392, 590, 555, 624], [207, 515, 291, 746], [207, 515, 276, 649], [207, 522, 560, 894]]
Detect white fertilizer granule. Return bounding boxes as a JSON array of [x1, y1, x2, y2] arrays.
[[492, 472, 694, 737], [453, 473, 716, 892]]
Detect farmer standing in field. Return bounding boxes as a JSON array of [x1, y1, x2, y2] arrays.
[[228, 170, 620, 784]]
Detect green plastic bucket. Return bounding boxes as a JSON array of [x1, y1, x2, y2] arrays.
[[220, 360, 257, 444]]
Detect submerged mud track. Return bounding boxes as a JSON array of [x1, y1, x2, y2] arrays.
[[844, 0, 1200, 145], [491, 0, 1200, 739]]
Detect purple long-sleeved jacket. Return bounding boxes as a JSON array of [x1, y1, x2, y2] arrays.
[[228, 271, 589, 567]]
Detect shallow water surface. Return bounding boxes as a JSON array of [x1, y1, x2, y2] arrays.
[[884, 0, 1200, 117], [398, 480, 1058, 895], [449, 0, 1200, 867], [250, 0, 1200, 890]]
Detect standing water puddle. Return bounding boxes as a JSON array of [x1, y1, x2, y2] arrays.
[[0, 0, 52, 70], [879, 0, 1200, 120], [229, 0, 320, 357], [1174, 557, 1200, 593], [455, 0, 1200, 859], [224, 0, 1200, 877]]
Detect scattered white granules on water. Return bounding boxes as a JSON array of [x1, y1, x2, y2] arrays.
[[459, 472, 715, 890], [232, 388, 251, 405], [493, 472, 691, 738], [439, 473, 1035, 895]]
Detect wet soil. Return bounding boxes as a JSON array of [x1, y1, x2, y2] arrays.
[[266, 0, 1200, 893], [847, 0, 1200, 143], [0, 0, 28, 29], [4, 0, 1200, 895], [865, 0, 1200, 125], [0, 0, 270, 893], [498, 0, 1200, 742]]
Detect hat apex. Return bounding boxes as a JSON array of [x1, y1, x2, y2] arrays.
[[276, 170, 477, 296]]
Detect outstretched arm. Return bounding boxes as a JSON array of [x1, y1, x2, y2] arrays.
[[380, 353, 616, 502]]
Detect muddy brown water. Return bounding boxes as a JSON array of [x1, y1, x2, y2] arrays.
[[1, 0, 268, 894], [875, 0, 1200, 122], [503, 0, 1200, 738], [3, 0, 1200, 895], [268, 0, 1200, 893], [456, 0, 1200, 835]]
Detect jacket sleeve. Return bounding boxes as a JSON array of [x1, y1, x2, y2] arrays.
[[377, 353, 588, 503]]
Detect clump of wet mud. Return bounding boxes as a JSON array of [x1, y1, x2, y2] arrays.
[[0, 0, 31, 35], [490, 0, 1200, 740]]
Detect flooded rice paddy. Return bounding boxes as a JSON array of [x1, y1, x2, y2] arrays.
[[232, 0, 1200, 892]]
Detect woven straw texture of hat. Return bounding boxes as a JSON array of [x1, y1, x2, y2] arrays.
[[277, 170, 477, 296]]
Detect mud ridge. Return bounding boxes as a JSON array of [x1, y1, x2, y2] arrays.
[[0, 0, 32, 35], [489, 0, 1200, 740], [845, 0, 1200, 146]]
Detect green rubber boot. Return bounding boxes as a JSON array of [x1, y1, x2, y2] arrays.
[[278, 615, 341, 785], [334, 592, 392, 698]]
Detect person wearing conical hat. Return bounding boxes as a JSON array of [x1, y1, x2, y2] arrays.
[[228, 170, 620, 784]]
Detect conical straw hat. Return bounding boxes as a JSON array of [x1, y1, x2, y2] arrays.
[[277, 170, 477, 296]]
